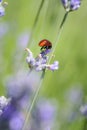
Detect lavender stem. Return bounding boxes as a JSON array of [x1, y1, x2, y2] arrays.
[[48, 11, 69, 63]]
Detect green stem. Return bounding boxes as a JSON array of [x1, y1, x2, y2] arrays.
[[21, 70, 45, 130], [59, 11, 68, 30], [48, 11, 69, 63]]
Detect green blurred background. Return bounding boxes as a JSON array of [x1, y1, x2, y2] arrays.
[[0, 0, 87, 129]]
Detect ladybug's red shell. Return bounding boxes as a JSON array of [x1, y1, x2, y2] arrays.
[[38, 39, 52, 50]]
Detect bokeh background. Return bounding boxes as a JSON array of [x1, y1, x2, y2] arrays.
[[0, 0, 87, 130]]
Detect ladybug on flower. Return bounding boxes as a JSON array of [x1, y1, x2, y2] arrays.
[[25, 39, 59, 71]]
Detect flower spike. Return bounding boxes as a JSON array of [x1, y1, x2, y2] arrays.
[[61, 0, 81, 12]]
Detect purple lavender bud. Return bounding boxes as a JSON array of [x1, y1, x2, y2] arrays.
[[0, 0, 2, 3], [35, 66, 43, 71], [35, 55, 48, 66], [25, 48, 35, 69], [25, 47, 59, 72], [35, 64, 46, 71], [61, 0, 69, 10], [40, 49, 51, 57], [70, 0, 81, 11], [35, 53, 48, 71], [26, 56, 35, 67], [49, 61, 59, 71], [61, 0, 81, 12]]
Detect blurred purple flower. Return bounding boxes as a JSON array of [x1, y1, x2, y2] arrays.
[[0, 22, 9, 38], [61, 85, 83, 122], [17, 31, 30, 49], [5, 71, 33, 100], [65, 86, 83, 105], [31, 99, 57, 130], [36, 99, 57, 123], [61, 0, 81, 12], [4, 70, 42, 111], [0, 5, 5, 16], [80, 105, 87, 117], [9, 111, 24, 130]]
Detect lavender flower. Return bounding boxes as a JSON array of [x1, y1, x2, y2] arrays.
[[61, 0, 81, 12], [0, 96, 11, 115], [25, 47, 59, 71], [70, 0, 81, 11]]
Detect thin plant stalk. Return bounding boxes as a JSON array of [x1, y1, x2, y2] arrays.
[[21, 70, 45, 130], [48, 11, 69, 63], [28, 0, 45, 46]]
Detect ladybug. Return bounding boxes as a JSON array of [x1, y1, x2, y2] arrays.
[[38, 39, 52, 50]]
